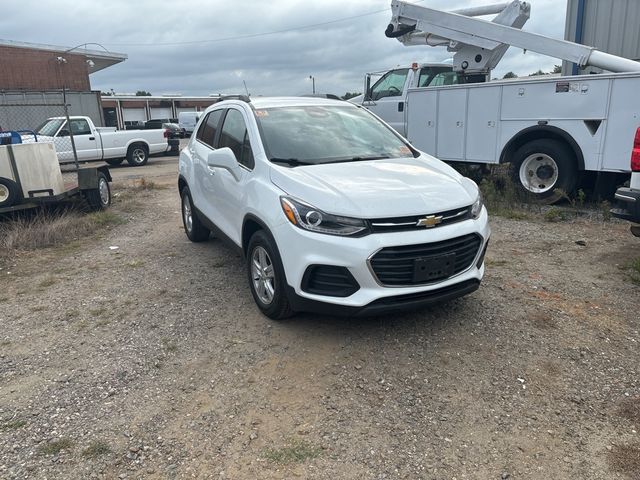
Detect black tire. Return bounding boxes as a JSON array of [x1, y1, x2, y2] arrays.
[[0, 177, 19, 208], [105, 158, 124, 166], [85, 172, 111, 211], [181, 188, 210, 242], [510, 139, 577, 204], [126, 143, 149, 166], [246, 230, 294, 320]]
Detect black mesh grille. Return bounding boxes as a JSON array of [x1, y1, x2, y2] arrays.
[[302, 265, 360, 297], [369, 234, 482, 286]]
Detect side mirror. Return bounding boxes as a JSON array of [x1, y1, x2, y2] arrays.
[[207, 148, 241, 180], [58, 129, 70, 137], [364, 75, 372, 102]]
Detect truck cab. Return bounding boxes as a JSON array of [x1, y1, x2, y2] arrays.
[[355, 63, 486, 135]]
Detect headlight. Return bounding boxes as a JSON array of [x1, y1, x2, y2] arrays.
[[471, 192, 484, 219], [280, 197, 368, 236]]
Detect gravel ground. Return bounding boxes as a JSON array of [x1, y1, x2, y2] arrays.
[[1, 160, 639, 479]]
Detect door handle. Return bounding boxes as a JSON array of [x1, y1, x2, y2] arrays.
[[398, 102, 404, 112], [89, 137, 95, 140]]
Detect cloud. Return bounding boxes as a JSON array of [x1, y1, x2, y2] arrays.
[[1, 0, 567, 95]]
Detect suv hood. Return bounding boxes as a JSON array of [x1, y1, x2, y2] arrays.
[[269, 155, 478, 218]]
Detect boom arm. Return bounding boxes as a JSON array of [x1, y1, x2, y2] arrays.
[[386, 0, 640, 74]]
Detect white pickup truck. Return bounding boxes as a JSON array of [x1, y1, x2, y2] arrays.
[[30, 116, 170, 166]]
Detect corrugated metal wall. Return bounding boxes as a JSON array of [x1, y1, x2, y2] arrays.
[[563, 0, 640, 75], [0, 91, 103, 131]]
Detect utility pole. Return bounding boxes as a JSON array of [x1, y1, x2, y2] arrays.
[[309, 75, 316, 94]]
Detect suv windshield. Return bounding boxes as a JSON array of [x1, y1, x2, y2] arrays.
[[36, 118, 65, 136], [255, 105, 415, 165]]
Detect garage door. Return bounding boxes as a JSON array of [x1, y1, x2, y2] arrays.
[[176, 107, 196, 114], [123, 108, 146, 122], [150, 107, 172, 119]]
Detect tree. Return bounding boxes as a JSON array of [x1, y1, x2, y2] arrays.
[[552, 65, 562, 74], [135, 90, 152, 96], [341, 92, 361, 100], [101, 91, 113, 96], [529, 69, 546, 76], [502, 71, 518, 79]]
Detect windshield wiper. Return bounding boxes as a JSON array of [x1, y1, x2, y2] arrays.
[[323, 155, 392, 165], [270, 157, 312, 167]]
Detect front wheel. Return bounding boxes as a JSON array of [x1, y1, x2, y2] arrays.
[[126, 144, 149, 166], [510, 139, 577, 204], [105, 158, 124, 166], [85, 172, 111, 211], [246, 230, 294, 320]]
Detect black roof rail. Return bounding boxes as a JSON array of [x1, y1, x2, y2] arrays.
[[212, 94, 251, 103]]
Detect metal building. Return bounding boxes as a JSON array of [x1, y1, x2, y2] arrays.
[[562, 0, 640, 75]]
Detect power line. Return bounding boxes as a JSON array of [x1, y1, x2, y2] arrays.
[[101, 2, 424, 48]]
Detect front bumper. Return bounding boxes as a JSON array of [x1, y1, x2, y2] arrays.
[[273, 208, 490, 313], [611, 187, 640, 224]]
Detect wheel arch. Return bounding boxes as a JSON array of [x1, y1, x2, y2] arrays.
[[499, 125, 585, 171], [242, 214, 273, 258], [126, 140, 150, 153], [178, 174, 188, 195]]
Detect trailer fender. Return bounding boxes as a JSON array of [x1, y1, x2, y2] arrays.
[[499, 125, 585, 172], [78, 167, 112, 190]]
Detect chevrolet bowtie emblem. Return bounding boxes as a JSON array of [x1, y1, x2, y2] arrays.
[[416, 215, 443, 228]]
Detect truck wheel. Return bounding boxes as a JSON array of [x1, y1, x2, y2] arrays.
[[181, 187, 210, 242], [106, 158, 124, 166], [246, 230, 294, 320], [0, 178, 19, 208], [126, 144, 149, 166], [85, 172, 111, 211], [510, 139, 577, 204]]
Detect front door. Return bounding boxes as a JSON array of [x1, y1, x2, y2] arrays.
[[363, 68, 409, 135], [56, 118, 99, 162]]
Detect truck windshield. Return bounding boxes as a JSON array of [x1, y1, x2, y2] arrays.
[[35, 119, 65, 137], [255, 105, 415, 166]]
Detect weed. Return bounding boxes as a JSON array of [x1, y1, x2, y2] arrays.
[[626, 257, 640, 285], [39, 438, 74, 455], [89, 307, 108, 317], [0, 340, 11, 347], [82, 440, 111, 458], [264, 439, 322, 464], [161, 338, 178, 352], [127, 259, 145, 268], [600, 200, 612, 222], [30, 306, 47, 313], [1, 419, 26, 431], [88, 210, 125, 227], [0, 297, 8, 303], [133, 178, 167, 190]]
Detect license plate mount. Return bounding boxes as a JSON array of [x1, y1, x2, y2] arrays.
[[412, 253, 456, 282]]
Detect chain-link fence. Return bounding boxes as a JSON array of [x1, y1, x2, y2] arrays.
[[1, 93, 81, 189]]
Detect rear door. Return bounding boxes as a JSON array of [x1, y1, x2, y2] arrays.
[[190, 109, 224, 220]]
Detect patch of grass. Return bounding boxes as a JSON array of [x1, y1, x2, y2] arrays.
[[89, 307, 108, 317], [600, 200, 612, 222], [29, 305, 47, 313], [87, 210, 125, 227], [1, 419, 26, 431], [608, 443, 640, 478], [264, 439, 322, 464], [39, 438, 74, 456], [0, 340, 11, 347], [626, 257, 640, 285], [127, 259, 145, 268], [132, 178, 168, 191], [479, 176, 534, 220], [544, 207, 569, 222], [82, 440, 111, 458]]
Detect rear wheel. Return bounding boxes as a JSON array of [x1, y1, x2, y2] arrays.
[[85, 172, 111, 211], [0, 178, 19, 208], [246, 230, 294, 320], [126, 144, 149, 166], [105, 158, 124, 166], [181, 188, 210, 242], [510, 139, 577, 204]]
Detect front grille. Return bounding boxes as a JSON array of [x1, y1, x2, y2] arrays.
[[369, 233, 482, 286], [301, 265, 360, 297], [369, 206, 471, 233]]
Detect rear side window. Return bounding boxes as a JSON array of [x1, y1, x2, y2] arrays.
[[218, 109, 254, 169], [196, 110, 224, 148]]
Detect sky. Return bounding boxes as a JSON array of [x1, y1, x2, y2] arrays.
[[0, 0, 568, 97]]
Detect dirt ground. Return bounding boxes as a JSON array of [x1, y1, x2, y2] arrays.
[[1, 156, 639, 480]]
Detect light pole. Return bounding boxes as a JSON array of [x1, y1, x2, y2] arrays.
[[308, 75, 316, 94]]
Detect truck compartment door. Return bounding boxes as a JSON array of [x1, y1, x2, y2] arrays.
[[406, 89, 437, 155], [466, 86, 500, 163], [437, 89, 467, 160]]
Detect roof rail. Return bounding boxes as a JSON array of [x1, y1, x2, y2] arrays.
[[212, 94, 251, 103]]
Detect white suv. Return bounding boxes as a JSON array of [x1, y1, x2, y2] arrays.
[[178, 97, 490, 319]]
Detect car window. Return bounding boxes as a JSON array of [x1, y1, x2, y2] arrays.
[[218, 109, 255, 169], [371, 69, 409, 100], [428, 72, 459, 87], [418, 66, 455, 87], [196, 110, 224, 148], [68, 119, 92, 136]]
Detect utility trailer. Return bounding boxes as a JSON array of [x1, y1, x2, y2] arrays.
[[356, 1, 640, 203], [0, 133, 112, 214]]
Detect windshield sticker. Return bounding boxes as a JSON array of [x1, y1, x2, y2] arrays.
[[255, 110, 269, 118], [398, 146, 412, 155]]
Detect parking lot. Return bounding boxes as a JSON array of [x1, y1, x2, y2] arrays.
[[0, 154, 639, 479]]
